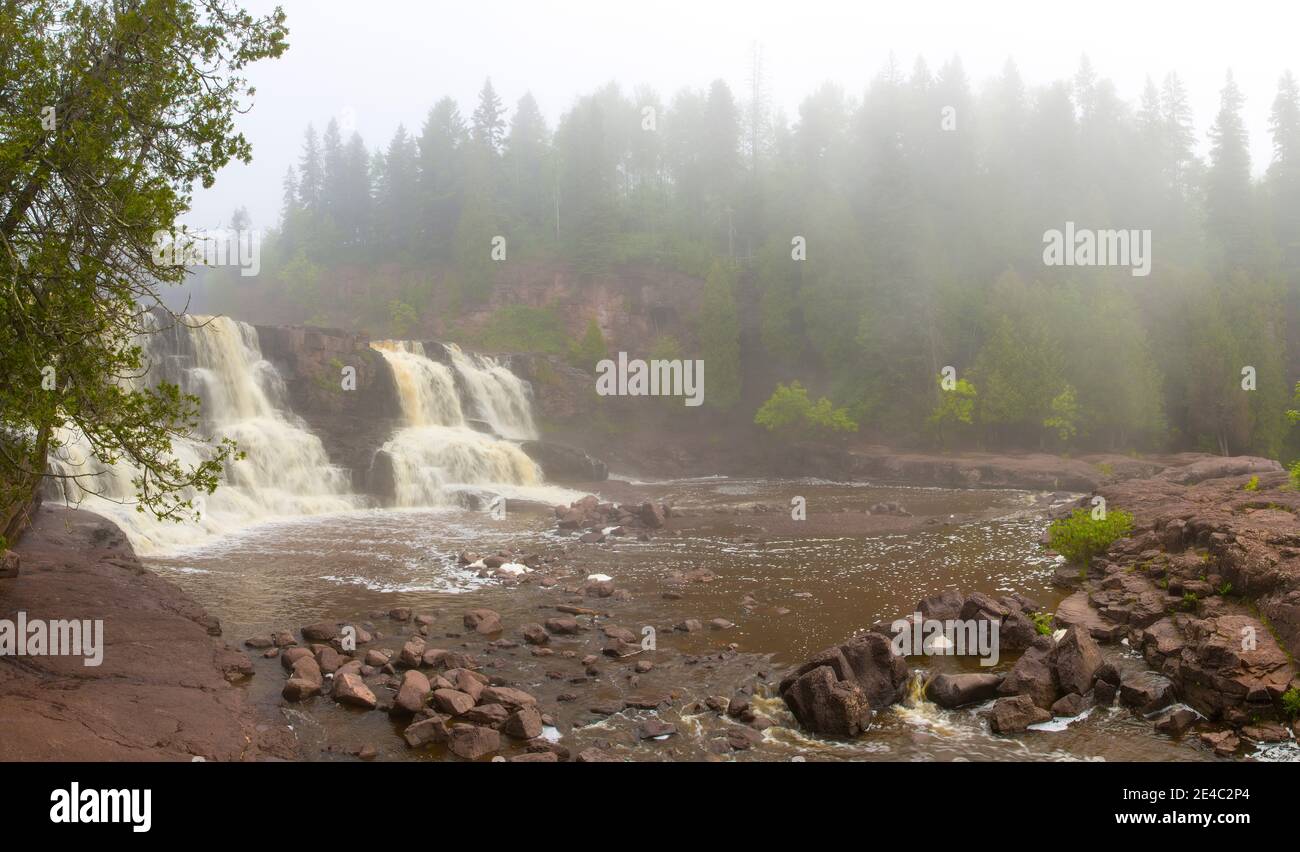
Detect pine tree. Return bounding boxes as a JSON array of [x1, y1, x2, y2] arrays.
[[472, 78, 507, 153], [1206, 71, 1253, 268], [298, 124, 324, 211]]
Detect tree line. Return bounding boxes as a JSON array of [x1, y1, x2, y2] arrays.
[[195, 57, 1300, 463]]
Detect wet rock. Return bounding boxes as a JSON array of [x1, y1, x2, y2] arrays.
[[392, 670, 431, 717], [521, 623, 549, 645], [503, 705, 544, 739], [635, 719, 677, 740], [917, 590, 965, 621], [403, 715, 450, 748], [315, 646, 345, 674], [1051, 626, 1102, 695], [364, 649, 390, 666], [280, 646, 314, 672], [301, 621, 339, 642], [1120, 671, 1177, 715], [479, 686, 537, 710], [397, 638, 425, 668], [588, 700, 624, 716], [1154, 707, 1198, 736], [388, 607, 412, 622], [448, 725, 500, 760], [674, 619, 704, 633], [725, 726, 764, 750], [1199, 729, 1240, 756], [1093, 680, 1117, 706], [987, 694, 1052, 733], [464, 703, 509, 727], [463, 609, 502, 634], [244, 634, 274, 649], [544, 617, 581, 635], [634, 660, 654, 674], [1054, 590, 1126, 642], [576, 748, 622, 762], [781, 664, 873, 737], [1050, 692, 1090, 717], [333, 673, 378, 709], [710, 618, 735, 630], [431, 688, 475, 716], [518, 440, 608, 483], [602, 625, 638, 644], [282, 676, 321, 701], [638, 502, 665, 529], [1241, 721, 1290, 742], [510, 751, 558, 762], [357, 744, 377, 760], [0, 550, 20, 579], [1177, 614, 1295, 719], [997, 646, 1059, 710], [927, 673, 1003, 709], [272, 630, 297, 647], [445, 668, 487, 701], [727, 694, 751, 718], [602, 640, 641, 658]]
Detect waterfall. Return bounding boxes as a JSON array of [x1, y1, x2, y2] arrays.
[[370, 340, 573, 507], [46, 315, 358, 553], [442, 343, 538, 440]]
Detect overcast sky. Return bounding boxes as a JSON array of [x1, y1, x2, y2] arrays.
[[187, 0, 1300, 230]]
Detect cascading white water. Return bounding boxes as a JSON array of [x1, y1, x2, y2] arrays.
[[442, 343, 538, 440], [370, 340, 575, 507], [47, 316, 358, 553]]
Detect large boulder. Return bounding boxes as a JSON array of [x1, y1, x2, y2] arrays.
[[781, 665, 873, 737], [332, 673, 377, 709], [927, 672, 1003, 709], [1119, 671, 1177, 715], [1051, 626, 1103, 695], [997, 646, 1059, 710], [391, 670, 431, 717], [987, 694, 1052, 733], [779, 631, 910, 736]]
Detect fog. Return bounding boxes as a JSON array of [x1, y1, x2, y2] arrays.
[[187, 0, 1297, 229]]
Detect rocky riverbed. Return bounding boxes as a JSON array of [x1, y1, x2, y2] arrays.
[[5, 452, 1297, 761]]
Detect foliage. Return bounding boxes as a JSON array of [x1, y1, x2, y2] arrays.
[[468, 306, 570, 355], [754, 382, 858, 438], [1283, 687, 1300, 719], [1244, 475, 1260, 491], [1030, 610, 1055, 636], [388, 300, 418, 337], [569, 318, 608, 370], [698, 261, 742, 411], [0, 0, 286, 526], [1047, 508, 1135, 566]]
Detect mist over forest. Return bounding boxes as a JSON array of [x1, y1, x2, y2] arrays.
[[188, 58, 1300, 462]]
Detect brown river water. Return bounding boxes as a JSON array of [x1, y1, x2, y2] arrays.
[[145, 476, 1296, 762]]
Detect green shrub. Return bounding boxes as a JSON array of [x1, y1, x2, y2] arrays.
[[1244, 475, 1260, 491], [1047, 508, 1135, 566], [1282, 687, 1300, 719], [1029, 610, 1055, 636], [754, 382, 858, 439], [1182, 591, 1199, 611]]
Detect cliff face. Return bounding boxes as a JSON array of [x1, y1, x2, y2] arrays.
[[254, 325, 403, 493], [450, 261, 706, 356]]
